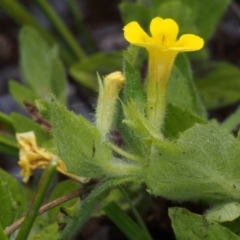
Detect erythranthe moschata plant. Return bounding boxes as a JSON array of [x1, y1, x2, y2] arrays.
[[28, 16, 240, 239], [5, 14, 240, 240]]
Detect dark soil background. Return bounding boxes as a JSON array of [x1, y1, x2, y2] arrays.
[[1, 0, 240, 239]]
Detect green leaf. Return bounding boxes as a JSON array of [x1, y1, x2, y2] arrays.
[[9, 80, 38, 108], [49, 97, 111, 177], [11, 113, 50, 146], [20, 27, 67, 101], [163, 104, 206, 140], [119, 2, 151, 28], [28, 223, 59, 240], [49, 46, 67, 104], [169, 207, 240, 240], [167, 54, 206, 118], [103, 201, 150, 240], [70, 52, 122, 89], [155, 1, 197, 36], [59, 176, 136, 240], [196, 62, 240, 109], [20, 26, 52, 98], [205, 202, 240, 223], [222, 107, 240, 132], [154, 0, 230, 40], [0, 112, 14, 132], [145, 122, 240, 202], [47, 180, 81, 223], [0, 132, 18, 157], [0, 168, 27, 228], [0, 224, 8, 240]]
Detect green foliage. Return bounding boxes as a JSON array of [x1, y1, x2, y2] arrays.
[[0, 132, 18, 157], [163, 104, 206, 140], [59, 176, 137, 240], [167, 54, 206, 118], [11, 113, 50, 146], [169, 207, 240, 240], [0, 224, 7, 240], [196, 62, 240, 109], [19, 26, 67, 103], [70, 52, 122, 89], [222, 106, 240, 132], [103, 201, 151, 240], [28, 223, 59, 240], [47, 180, 81, 223], [205, 202, 240, 223], [120, 0, 230, 41], [9, 80, 38, 108], [145, 122, 240, 201], [0, 168, 27, 228], [2, 1, 240, 239], [47, 97, 110, 177]]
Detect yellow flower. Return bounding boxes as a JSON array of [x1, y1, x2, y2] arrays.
[[123, 17, 203, 52], [17, 131, 89, 183], [123, 17, 204, 129]]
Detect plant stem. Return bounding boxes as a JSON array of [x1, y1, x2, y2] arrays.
[[67, 0, 97, 53], [4, 186, 93, 236], [119, 186, 152, 240], [35, 0, 86, 61], [0, 0, 75, 66], [0, 112, 14, 132], [15, 160, 57, 240], [108, 142, 143, 163]]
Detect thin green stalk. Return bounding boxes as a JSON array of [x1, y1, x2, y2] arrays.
[[15, 161, 57, 240], [35, 0, 86, 60], [59, 176, 136, 240], [0, 224, 7, 240], [67, 0, 97, 53], [0, 132, 18, 157], [104, 201, 150, 240], [119, 186, 152, 240], [0, 0, 75, 65], [0, 112, 14, 132], [108, 142, 144, 163]]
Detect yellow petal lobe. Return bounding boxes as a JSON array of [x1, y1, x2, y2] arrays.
[[123, 21, 151, 46], [150, 17, 179, 46], [168, 34, 204, 52]]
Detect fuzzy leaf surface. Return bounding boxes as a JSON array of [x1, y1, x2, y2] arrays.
[[145, 122, 240, 201], [169, 207, 240, 240], [49, 98, 111, 177], [0, 168, 27, 228]]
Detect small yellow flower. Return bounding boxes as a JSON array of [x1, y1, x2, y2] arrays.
[[123, 17, 204, 129], [123, 17, 203, 52], [17, 131, 89, 183]]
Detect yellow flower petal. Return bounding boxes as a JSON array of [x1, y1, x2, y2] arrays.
[[123, 21, 151, 46], [169, 34, 204, 52], [150, 17, 179, 46]]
